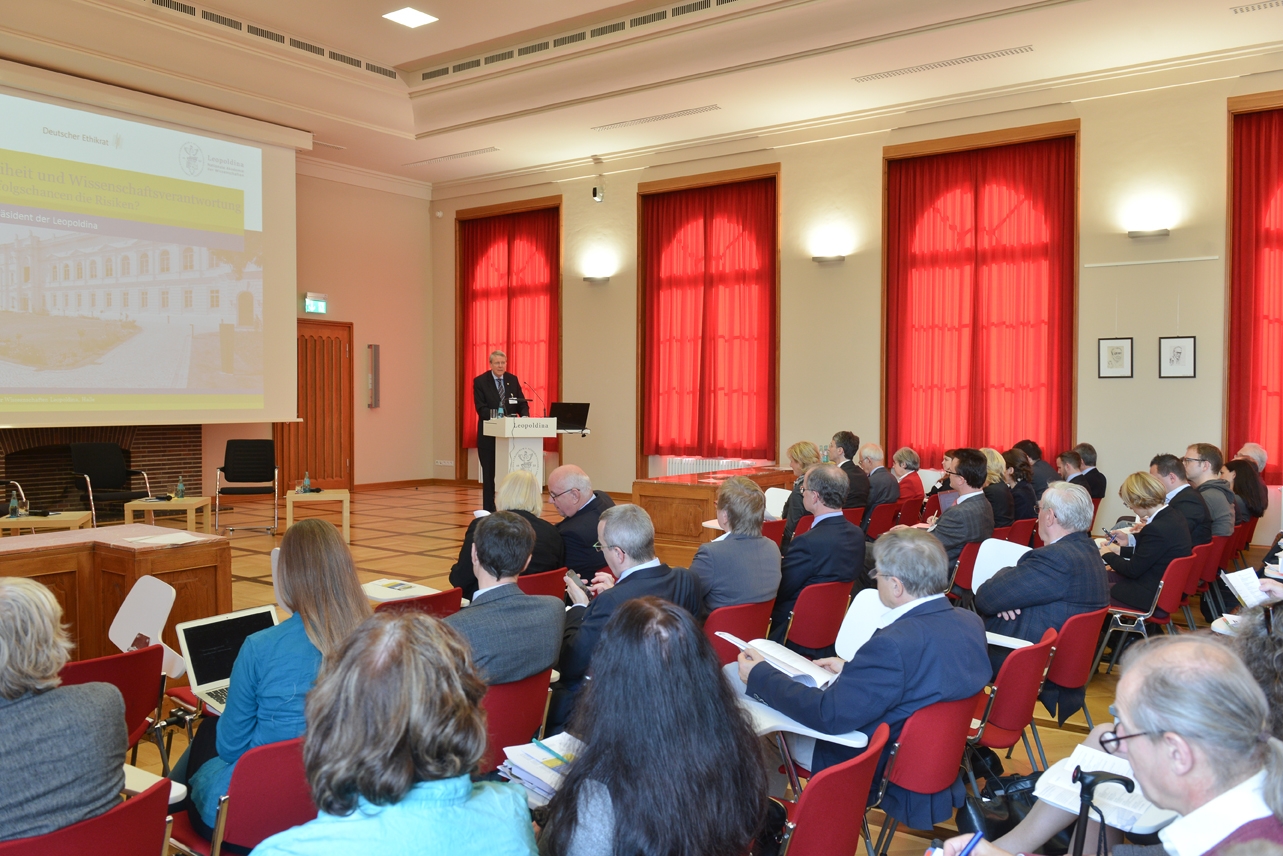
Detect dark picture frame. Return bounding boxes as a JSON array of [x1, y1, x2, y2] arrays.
[[1098, 337, 1133, 378], [1159, 336, 1196, 378]]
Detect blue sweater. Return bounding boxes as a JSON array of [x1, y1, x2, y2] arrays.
[[189, 612, 321, 827]]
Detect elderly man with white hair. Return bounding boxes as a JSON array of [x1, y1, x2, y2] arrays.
[[1237, 442, 1270, 474], [0, 577, 126, 841], [858, 442, 901, 530]]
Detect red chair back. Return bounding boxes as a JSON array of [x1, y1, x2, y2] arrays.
[[922, 494, 941, 522], [1155, 555, 1196, 618], [375, 587, 463, 618], [782, 724, 890, 856], [794, 514, 815, 537], [786, 581, 852, 650], [950, 542, 982, 592], [977, 629, 1056, 746], [991, 526, 1012, 541], [897, 498, 921, 526], [864, 504, 899, 539], [763, 519, 786, 547], [841, 507, 866, 527], [1090, 497, 1102, 528], [59, 645, 163, 747], [478, 668, 553, 774], [1007, 518, 1036, 546], [1186, 543, 1215, 597], [1232, 521, 1254, 565], [885, 692, 986, 794], [704, 600, 776, 665], [1045, 608, 1108, 690], [516, 567, 567, 599], [1202, 535, 1232, 584], [223, 737, 315, 848], [0, 778, 171, 856]]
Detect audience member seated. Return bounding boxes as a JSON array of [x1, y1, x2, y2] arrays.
[[689, 476, 781, 619], [449, 470, 565, 600], [768, 463, 865, 653], [1185, 443, 1236, 537], [1057, 449, 1087, 490], [974, 482, 1108, 678], [926, 450, 958, 497], [782, 440, 821, 549], [1002, 448, 1038, 522], [829, 430, 872, 512], [550, 505, 700, 731], [899, 448, 994, 569], [858, 442, 901, 529], [540, 598, 767, 856], [180, 519, 372, 839], [548, 465, 615, 579], [1073, 442, 1108, 499], [1014, 439, 1059, 498], [0, 577, 126, 842], [982, 447, 1016, 528], [945, 636, 1283, 856], [251, 612, 538, 856], [892, 446, 925, 507], [1237, 442, 1270, 474], [1226, 458, 1268, 524], [1150, 453, 1212, 546], [444, 511, 564, 685], [1100, 473, 1192, 613], [741, 529, 989, 831]]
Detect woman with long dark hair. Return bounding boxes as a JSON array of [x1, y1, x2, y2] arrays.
[[539, 597, 768, 856], [1226, 458, 1268, 522], [1002, 448, 1038, 522]]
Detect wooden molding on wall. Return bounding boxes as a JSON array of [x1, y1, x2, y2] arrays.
[[1228, 89, 1283, 115], [882, 120, 1081, 161], [637, 162, 781, 196], [456, 195, 563, 221]]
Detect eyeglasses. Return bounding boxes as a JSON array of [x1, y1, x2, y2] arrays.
[[549, 487, 578, 501], [592, 541, 619, 553], [1100, 705, 1152, 755], [1179, 456, 1207, 465], [944, 470, 960, 477]]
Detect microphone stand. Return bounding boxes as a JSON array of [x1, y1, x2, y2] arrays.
[[521, 380, 546, 418]]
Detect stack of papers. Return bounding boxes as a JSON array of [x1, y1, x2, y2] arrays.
[[499, 732, 585, 806], [721, 663, 868, 749], [1033, 744, 1171, 832], [1223, 569, 1271, 609], [714, 633, 839, 688], [361, 579, 438, 602]]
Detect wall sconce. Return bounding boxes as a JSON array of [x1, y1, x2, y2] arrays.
[[1127, 229, 1170, 238], [583, 276, 610, 284], [581, 246, 618, 284], [811, 255, 845, 263], [807, 223, 855, 264], [1119, 192, 1180, 236]]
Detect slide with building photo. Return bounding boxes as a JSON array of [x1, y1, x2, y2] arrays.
[[0, 91, 264, 413]]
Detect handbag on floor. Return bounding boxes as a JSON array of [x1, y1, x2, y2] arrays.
[[956, 770, 1071, 856]]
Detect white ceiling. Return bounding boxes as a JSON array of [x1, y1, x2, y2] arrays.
[[3, 0, 1283, 188]]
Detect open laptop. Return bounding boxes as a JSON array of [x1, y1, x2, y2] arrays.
[[548, 402, 590, 432], [175, 605, 278, 714]]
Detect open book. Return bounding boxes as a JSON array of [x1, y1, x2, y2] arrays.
[[715, 633, 839, 688], [1223, 568, 1271, 609], [1033, 744, 1176, 832], [722, 663, 869, 750]]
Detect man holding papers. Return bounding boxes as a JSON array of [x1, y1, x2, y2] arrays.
[[739, 528, 989, 831]]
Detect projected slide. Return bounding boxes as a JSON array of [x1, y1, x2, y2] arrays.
[[0, 92, 263, 413]]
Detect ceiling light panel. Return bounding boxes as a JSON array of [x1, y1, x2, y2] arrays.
[[383, 7, 438, 28]]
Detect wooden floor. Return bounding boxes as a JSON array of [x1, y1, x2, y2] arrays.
[[123, 484, 1259, 853]]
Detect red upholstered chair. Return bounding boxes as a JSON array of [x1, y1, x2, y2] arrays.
[[778, 723, 890, 856], [478, 668, 553, 774], [922, 494, 941, 523], [1092, 555, 1194, 678], [763, 519, 786, 547], [1198, 534, 1233, 617], [864, 504, 900, 539], [1146, 554, 1198, 635], [784, 581, 852, 652], [1183, 543, 1216, 629], [169, 737, 314, 856], [1007, 518, 1036, 547], [374, 587, 463, 618], [841, 507, 866, 527], [1236, 517, 1261, 568], [0, 778, 172, 856], [967, 628, 1057, 779], [1231, 520, 1256, 570], [704, 600, 776, 665], [794, 515, 815, 537], [1027, 607, 1108, 745], [59, 644, 165, 766], [865, 692, 986, 856], [897, 498, 921, 526], [947, 542, 982, 601], [516, 567, 567, 599], [1090, 497, 1102, 530], [990, 526, 1012, 542]]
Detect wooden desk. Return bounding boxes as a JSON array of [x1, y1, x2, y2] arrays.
[[633, 467, 794, 566], [124, 496, 213, 533], [0, 524, 231, 661], [0, 510, 93, 536], [286, 489, 351, 542]]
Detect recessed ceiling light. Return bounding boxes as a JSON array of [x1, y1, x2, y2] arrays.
[[383, 7, 438, 27]]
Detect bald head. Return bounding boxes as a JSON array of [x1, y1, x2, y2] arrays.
[[548, 465, 594, 518]]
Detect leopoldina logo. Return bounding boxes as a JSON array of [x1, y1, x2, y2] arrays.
[[179, 142, 204, 176]]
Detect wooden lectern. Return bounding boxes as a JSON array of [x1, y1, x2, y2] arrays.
[[483, 416, 557, 486]]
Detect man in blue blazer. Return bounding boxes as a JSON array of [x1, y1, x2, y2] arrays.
[[741, 528, 989, 832], [767, 463, 865, 654], [548, 464, 616, 578]]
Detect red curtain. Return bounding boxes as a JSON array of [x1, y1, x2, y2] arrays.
[[1228, 109, 1283, 486], [459, 207, 559, 451], [642, 178, 777, 458], [884, 137, 1075, 468]]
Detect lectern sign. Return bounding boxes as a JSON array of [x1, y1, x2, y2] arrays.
[[482, 417, 558, 486]]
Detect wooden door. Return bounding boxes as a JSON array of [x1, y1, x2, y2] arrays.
[[275, 319, 353, 491]]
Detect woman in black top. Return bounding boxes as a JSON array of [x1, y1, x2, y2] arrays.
[[1100, 472, 1192, 613], [1225, 458, 1268, 523], [781, 440, 820, 549], [1002, 448, 1038, 521], [450, 470, 564, 599], [981, 448, 1015, 528]]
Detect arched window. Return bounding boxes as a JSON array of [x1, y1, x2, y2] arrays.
[[159, 250, 170, 273], [182, 248, 194, 271], [50, 266, 57, 282], [122, 291, 129, 309], [89, 260, 97, 279], [63, 263, 69, 281], [105, 257, 113, 278], [140, 290, 149, 309], [104, 291, 112, 308], [139, 253, 150, 275], [75, 261, 83, 279], [121, 255, 131, 277]]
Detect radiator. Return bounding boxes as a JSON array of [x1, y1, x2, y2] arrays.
[[664, 457, 755, 476]]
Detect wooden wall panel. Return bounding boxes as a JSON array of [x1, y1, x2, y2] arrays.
[[275, 320, 353, 491]]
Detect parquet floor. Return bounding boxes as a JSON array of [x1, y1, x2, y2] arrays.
[[122, 484, 1262, 853]]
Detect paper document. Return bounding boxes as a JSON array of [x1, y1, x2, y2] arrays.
[[764, 487, 791, 521], [500, 732, 585, 803], [722, 664, 868, 749], [972, 539, 1032, 591], [986, 632, 1033, 649], [123, 531, 202, 546], [1223, 569, 1271, 609], [1033, 745, 1164, 831], [361, 579, 439, 602], [715, 632, 838, 688]]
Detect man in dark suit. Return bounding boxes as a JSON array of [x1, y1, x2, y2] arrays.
[[1073, 442, 1107, 500], [472, 350, 529, 512], [858, 442, 901, 530], [1014, 440, 1058, 498], [548, 464, 615, 578], [549, 504, 700, 730], [690, 476, 781, 618], [443, 511, 564, 685], [827, 431, 870, 510], [768, 463, 865, 651], [741, 528, 989, 833], [975, 482, 1108, 677], [1057, 449, 1089, 492], [899, 447, 993, 568], [1150, 453, 1212, 546]]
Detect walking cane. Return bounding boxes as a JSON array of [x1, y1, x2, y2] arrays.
[[1070, 767, 1135, 856]]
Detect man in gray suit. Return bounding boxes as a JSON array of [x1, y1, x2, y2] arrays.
[[897, 447, 993, 567], [858, 442, 901, 530], [690, 476, 781, 618], [444, 511, 564, 686]]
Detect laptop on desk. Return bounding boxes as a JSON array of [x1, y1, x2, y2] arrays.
[[548, 402, 590, 433], [175, 605, 278, 714]]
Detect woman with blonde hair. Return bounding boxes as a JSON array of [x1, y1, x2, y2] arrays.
[[251, 612, 537, 855], [1099, 472, 1192, 613], [782, 440, 821, 548], [981, 447, 1015, 528], [182, 518, 372, 839], [450, 469, 564, 599]]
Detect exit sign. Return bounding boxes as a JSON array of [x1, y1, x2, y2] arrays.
[[304, 292, 328, 313]]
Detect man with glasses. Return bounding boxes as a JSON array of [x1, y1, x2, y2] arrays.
[[472, 350, 529, 512], [547, 464, 615, 578], [897, 448, 993, 569], [1150, 453, 1212, 547], [1183, 443, 1236, 538]]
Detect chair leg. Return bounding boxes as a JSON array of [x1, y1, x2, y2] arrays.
[[1083, 705, 1095, 730], [1089, 626, 1114, 682], [875, 817, 899, 856], [1182, 604, 1196, 631], [1028, 724, 1049, 770], [1106, 629, 1128, 674], [964, 750, 982, 796], [862, 817, 877, 856]]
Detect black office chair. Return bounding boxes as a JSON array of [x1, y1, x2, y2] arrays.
[[215, 439, 278, 535], [69, 443, 152, 527]]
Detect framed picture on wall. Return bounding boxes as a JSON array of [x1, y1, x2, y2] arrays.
[[1159, 336, 1196, 378], [1098, 338, 1133, 378]]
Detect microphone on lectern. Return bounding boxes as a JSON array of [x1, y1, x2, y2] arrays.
[[521, 380, 545, 418]]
